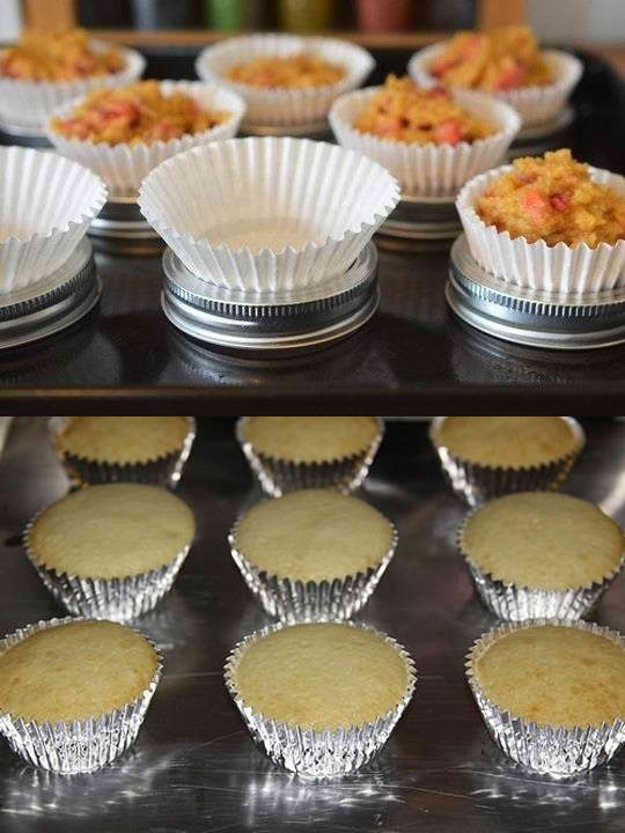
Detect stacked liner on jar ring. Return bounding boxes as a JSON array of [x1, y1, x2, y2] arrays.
[[0, 146, 107, 349], [226, 416, 416, 777], [138, 136, 400, 351]]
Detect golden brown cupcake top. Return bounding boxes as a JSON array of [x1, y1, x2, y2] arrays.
[[474, 624, 625, 728], [56, 416, 191, 465], [234, 489, 393, 582], [462, 492, 623, 590], [433, 416, 578, 468], [232, 623, 410, 730], [355, 75, 494, 145], [476, 149, 625, 248], [240, 416, 380, 463], [0, 620, 157, 723], [30, 483, 195, 579], [0, 29, 124, 82], [227, 53, 345, 89], [430, 25, 551, 92], [51, 81, 229, 146]]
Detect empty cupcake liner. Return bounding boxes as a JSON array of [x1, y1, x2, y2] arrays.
[[466, 618, 625, 775], [236, 416, 384, 497], [47, 81, 247, 196], [0, 45, 145, 129], [429, 416, 585, 507], [138, 137, 399, 292], [457, 507, 625, 621], [457, 164, 625, 295], [408, 45, 583, 127], [195, 33, 375, 128], [0, 146, 107, 294], [24, 511, 192, 621], [0, 616, 162, 774], [329, 86, 521, 197], [49, 416, 196, 489], [224, 621, 416, 777], [229, 517, 397, 623]]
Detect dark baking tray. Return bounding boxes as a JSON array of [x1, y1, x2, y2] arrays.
[[1, 48, 624, 412], [1, 416, 625, 832]]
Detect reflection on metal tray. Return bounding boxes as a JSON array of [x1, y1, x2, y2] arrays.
[[0, 238, 100, 350], [508, 106, 575, 159], [0, 118, 52, 149], [2, 417, 625, 833], [380, 192, 461, 242], [240, 118, 332, 140], [161, 241, 379, 352], [447, 234, 625, 350]]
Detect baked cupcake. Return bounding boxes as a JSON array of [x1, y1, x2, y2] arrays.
[[466, 619, 625, 774], [457, 149, 625, 294], [25, 483, 196, 620], [459, 492, 624, 620], [0, 28, 145, 130], [329, 75, 520, 197], [195, 34, 374, 130], [50, 416, 196, 487], [0, 617, 161, 773], [230, 488, 397, 622], [237, 416, 384, 496], [47, 80, 246, 195], [225, 621, 415, 776], [430, 416, 585, 506], [409, 25, 582, 128]]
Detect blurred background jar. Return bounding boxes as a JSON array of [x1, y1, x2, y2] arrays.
[[355, 0, 413, 31], [206, 0, 267, 31], [131, 0, 196, 29], [278, 0, 334, 32]]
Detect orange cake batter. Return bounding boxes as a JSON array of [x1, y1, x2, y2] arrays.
[[430, 25, 551, 92], [51, 81, 229, 145], [355, 75, 494, 145], [227, 53, 345, 89], [476, 149, 625, 247], [0, 29, 124, 82]]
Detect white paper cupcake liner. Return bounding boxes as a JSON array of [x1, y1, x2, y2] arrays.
[[329, 86, 520, 197], [47, 81, 246, 196], [195, 33, 374, 128], [24, 512, 192, 621], [0, 616, 162, 774], [224, 621, 416, 777], [0, 45, 145, 129], [138, 137, 399, 292], [429, 417, 585, 507], [49, 416, 196, 489], [466, 618, 625, 774], [457, 164, 625, 295], [457, 506, 625, 621], [408, 45, 583, 128], [229, 516, 397, 623], [236, 416, 384, 497], [0, 146, 107, 294]]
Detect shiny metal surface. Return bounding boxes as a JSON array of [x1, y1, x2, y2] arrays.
[[1, 417, 625, 832], [381, 193, 461, 242], [448, 235, 625, 350], [89, 196, 161, 241], [0, 121, 52, 149]]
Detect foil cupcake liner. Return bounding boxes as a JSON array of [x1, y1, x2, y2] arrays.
[[24, 511, 192, 622], [466, 618, 625, 775], [49, 416, 196, 489], [229, 517, 398, 623], [429, 416, 585, 507], [457, 506, 625, 621], [0, 616, 162, 774], [236, 416, 384, 497], [329, 86, 520, 197], [47, 81, 246, 195], [195, 33, 375, 128], [408, 45, 583, 127], [456, 164, 625, 295], [0, 45, 145, 129], [224, 621, 416, 777], [138, 137, 399, 292], [0, 146, 107, 294]]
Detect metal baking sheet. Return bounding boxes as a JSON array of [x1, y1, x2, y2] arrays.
[[1, 416, 625, 833]]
